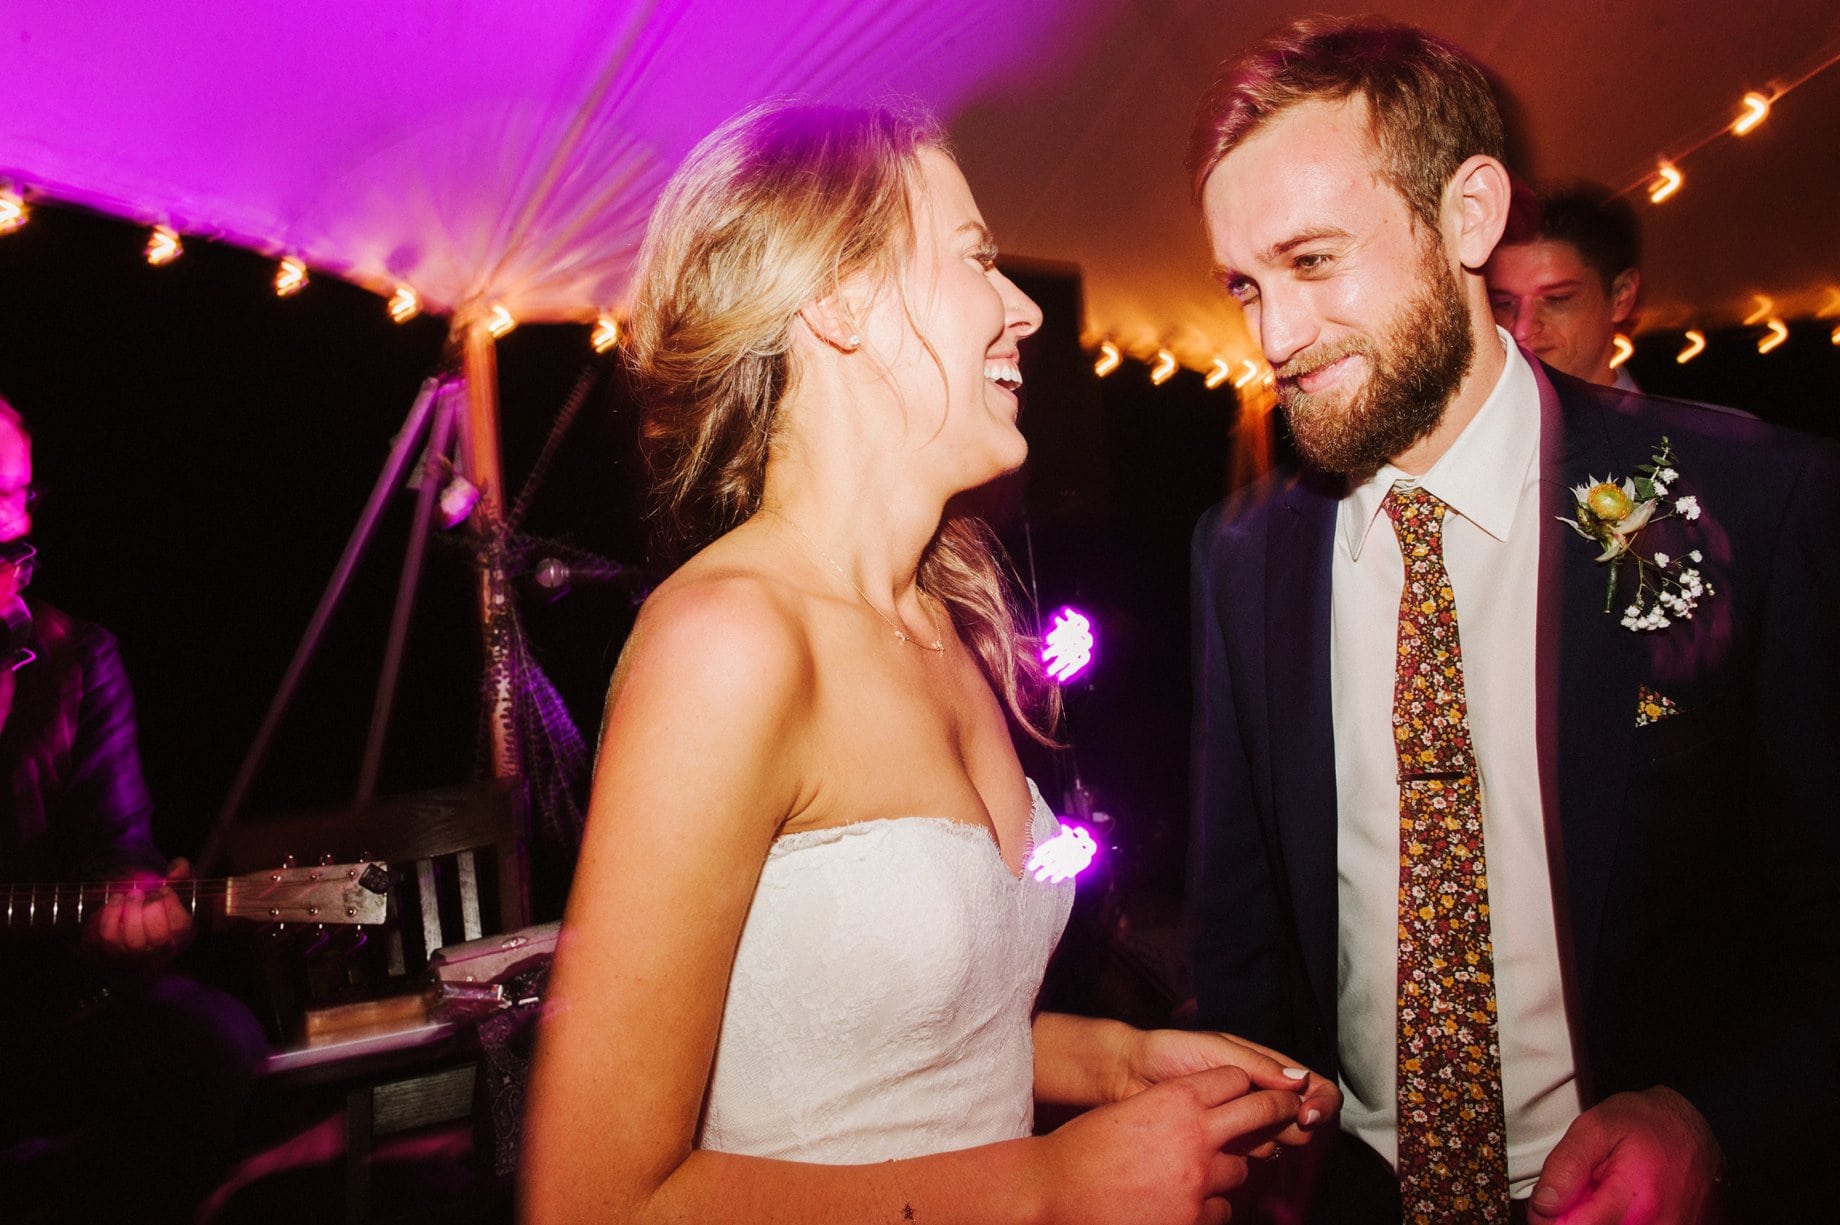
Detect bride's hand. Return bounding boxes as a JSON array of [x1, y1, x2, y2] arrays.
[[1117, 1028, 1340, 1150], [1037, 1063, 1300, 1225]]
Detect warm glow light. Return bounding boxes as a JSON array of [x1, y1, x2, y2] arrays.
[[484, 303, 517, 339], [145, 224, 182, 266], [1647, 162, 1682, 204], [1608, 333, 1634, 369], [1757, 318, 1788, 354], [1732, 91, 1772, 136], [1742, 295, 1774, 326], [1830, 324, 1840, 346], [591, 312, 621, 353], [1232, 358, 1260, 390], [1820, 288, 1840, 319], [274, 256, 308, 297], [1093, 340, 1121, 377], [1149, 349, 1177, 386], [1204, 358, 1231, 389], [0, 189, 26, 235], [388, 285, 421, 323], [1676, 330, 1707, 364]]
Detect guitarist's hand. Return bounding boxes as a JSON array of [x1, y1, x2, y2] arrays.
[[86, 858, 196, 958]]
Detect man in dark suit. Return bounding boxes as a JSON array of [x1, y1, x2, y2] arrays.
[[1186, 16, 1837, 1223]]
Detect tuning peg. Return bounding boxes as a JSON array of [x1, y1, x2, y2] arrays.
[[283, 854, 297, 868], [320, 852, 335, 865]]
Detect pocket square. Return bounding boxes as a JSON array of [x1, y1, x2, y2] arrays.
[[1636, 684, 1680, 727]]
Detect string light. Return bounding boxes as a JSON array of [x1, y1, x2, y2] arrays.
[[1232, 358, 1260, 390], [1609, 334, 1634, 369], [1731, 91, 1772, 136], [590, 312, 620, 353], [145, 224, 182, 266], [0, 188, 27, 235], [1742, 295, 1774, 326], [273, 256, 308, 297], [1148, 349, 1177, 386], [1204, 358, 1231, 389], [388, 285, 421, 323], [1647, 161, 1683, 204], [1093, 340, 1121, 377], [483, 303, 517, 339], [1676, 330, 1707, 364], [1831, 324, 1840, 346], [1757, 318, 1788, 353]]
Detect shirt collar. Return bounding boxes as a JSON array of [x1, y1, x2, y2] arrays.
[[1339, 328, 1540, 560]]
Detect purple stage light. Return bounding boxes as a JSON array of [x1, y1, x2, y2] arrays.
[[1026, 823, 1098, 884], [1042, 606, 1094, 683]]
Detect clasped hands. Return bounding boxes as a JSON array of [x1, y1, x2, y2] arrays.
[[1040, 1026, 1340, 1225]]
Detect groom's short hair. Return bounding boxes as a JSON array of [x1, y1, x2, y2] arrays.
[[1187, 15, 1505, 232]]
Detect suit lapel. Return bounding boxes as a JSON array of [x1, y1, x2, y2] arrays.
[[1265, 472, 1342, 1029], [1536, 366, 1640, 1014]]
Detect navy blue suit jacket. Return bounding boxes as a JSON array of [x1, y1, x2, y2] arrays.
[[1189, 360, 1839, 1214]]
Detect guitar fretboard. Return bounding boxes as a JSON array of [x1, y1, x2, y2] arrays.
[[3, 877, 210, 931]]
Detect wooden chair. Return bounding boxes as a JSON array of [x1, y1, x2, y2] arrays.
[[211, 779, 531, 1224]]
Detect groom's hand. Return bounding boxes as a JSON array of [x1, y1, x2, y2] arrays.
[[1527, 1086, 1723, 1224]]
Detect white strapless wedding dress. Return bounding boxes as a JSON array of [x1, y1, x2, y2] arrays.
[[697, 779, 1075, 1163]]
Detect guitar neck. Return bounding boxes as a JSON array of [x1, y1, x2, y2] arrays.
[[3, 861, 391, 934], [3, 876, 218, 933]]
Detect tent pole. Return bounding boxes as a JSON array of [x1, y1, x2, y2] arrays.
[[353, 386, 461, 805], [199, 373, 452, 872], [460, 320, 521, 782]]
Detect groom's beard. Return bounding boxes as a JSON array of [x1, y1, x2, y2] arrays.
[[1276, 238, 1476, 478]]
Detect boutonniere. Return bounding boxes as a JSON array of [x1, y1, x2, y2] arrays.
[[1563, 436, 1713, 631]]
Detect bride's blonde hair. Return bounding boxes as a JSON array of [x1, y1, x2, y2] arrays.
[[626, 100, 1058, 742]]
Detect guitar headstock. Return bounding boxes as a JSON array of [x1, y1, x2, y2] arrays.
[[224, 861, 390, 926]]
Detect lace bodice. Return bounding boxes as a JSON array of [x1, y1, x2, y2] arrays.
[[697, 780, 1074, 1163]]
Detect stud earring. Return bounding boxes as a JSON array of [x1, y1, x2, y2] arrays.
[[843, 333, 861, 351]]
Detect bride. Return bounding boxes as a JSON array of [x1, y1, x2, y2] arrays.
[[521, 100, 1338, 1224]]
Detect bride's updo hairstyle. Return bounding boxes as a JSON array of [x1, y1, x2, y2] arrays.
[[626, 100, 1058, 742]]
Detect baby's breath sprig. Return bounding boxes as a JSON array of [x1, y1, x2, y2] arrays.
[[1561, 437, 1713, 631]]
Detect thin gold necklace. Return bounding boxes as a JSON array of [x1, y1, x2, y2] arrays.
[[769, 509, 945, 652]]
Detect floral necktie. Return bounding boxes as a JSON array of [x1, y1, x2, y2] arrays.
[[1385, 485, 1511, 1222]]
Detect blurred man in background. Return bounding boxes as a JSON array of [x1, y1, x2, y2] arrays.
[[1486, 181, 1642, 389]]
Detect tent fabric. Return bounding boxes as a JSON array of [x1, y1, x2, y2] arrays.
[[4, 2, 1838, 363], [0, 0, 1098, 323]]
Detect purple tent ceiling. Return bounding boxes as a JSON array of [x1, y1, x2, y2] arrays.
[[1, 0, 1102, 323], [5, 2, 1838, 367]]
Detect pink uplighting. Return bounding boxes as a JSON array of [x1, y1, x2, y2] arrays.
[[1026, 824, 1098, 884], [1042, 607, 1095, 683], [0, 2, 1099, 324]]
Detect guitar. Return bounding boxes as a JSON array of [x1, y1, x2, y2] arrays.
[[3, 860, 392, 934]]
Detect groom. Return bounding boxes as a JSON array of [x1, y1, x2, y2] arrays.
[[1186, 16, 1837, 1223]]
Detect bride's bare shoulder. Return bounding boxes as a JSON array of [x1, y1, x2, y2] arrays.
[[614, 536, 815, 702]]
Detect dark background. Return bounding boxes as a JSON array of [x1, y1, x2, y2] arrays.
[[3, 203, 1835, 917]]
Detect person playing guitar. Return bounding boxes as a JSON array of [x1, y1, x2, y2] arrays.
[[0, 395, 268, 1224]]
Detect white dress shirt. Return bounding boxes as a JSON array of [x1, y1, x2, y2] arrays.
[[1332, 332, 1581, 1196]]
